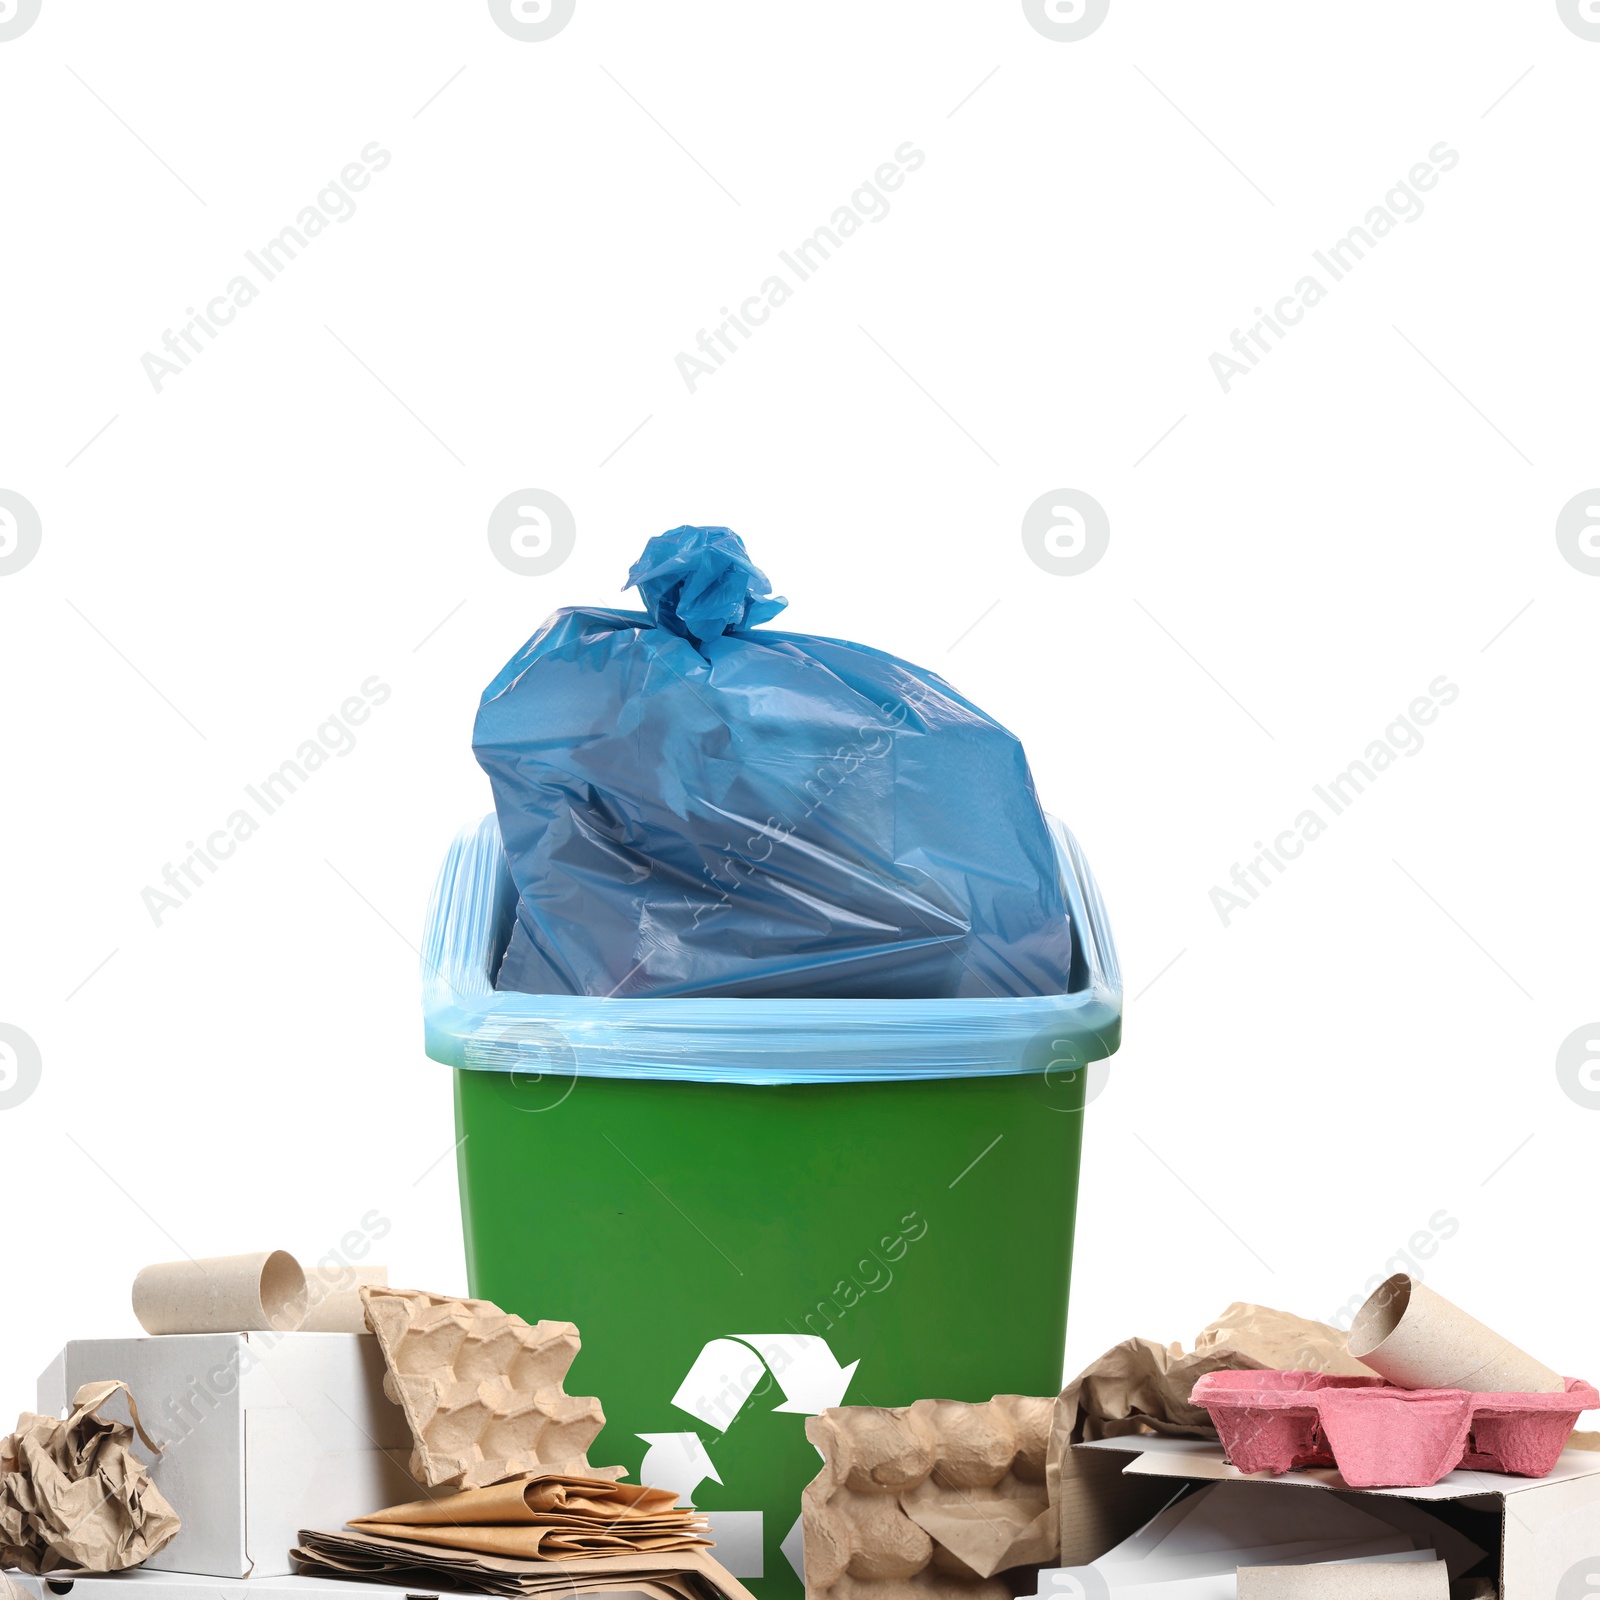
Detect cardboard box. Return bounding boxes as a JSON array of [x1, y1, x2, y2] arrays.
[[36, 1334, 427, 1579], [1072, 1435, 1600, 1599]]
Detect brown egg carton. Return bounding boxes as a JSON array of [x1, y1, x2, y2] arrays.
[[801, 1395, 1056, 1600], [361, 1285, 605, 1490]]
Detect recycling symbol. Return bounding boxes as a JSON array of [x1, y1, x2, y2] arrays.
[[637, 1333, 858, 1581]]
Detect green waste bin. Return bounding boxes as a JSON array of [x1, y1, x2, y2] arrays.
[[424, 816, 1122, 1600]]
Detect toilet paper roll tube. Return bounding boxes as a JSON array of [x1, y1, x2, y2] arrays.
[[1347, 1274, 1563, 1394], [132, 1250, 308, 1335]]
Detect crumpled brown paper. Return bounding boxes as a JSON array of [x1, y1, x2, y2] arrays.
[[0, 1380, 181, 1574], [1049, 1303, 1373, 1566], [1056, 1301, 1374, 1448]]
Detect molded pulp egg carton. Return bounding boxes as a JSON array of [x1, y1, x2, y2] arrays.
[[800, 1395, 1055, 1600], [360, 1286, 605, 1490], [1190, 1370, 1598, 1489]]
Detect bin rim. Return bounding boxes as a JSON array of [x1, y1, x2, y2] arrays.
[[421, 814, 1122, 1085]]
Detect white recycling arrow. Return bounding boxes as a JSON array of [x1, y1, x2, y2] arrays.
[[780, 1513, 806, 1583], [671, 1338, 764, 1431], [671, 1333, 858, 1430], [736, 1333, 859, 1415], [636, 1431, 722, 1506]]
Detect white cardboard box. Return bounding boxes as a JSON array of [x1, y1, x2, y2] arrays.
[[36, 1333, 427, 1579], [1076, 1436, 1600, 1599]]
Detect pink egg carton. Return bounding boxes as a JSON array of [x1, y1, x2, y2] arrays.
[[1189, 1369, 1598, 1489]]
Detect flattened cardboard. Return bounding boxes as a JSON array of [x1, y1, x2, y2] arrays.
[[1077, 1432, 1600, 1498], [132, 1252, 308, 1336]]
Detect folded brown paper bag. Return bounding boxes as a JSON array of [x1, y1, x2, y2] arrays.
[[356, 1473, 683, 1525], [296, 1527, 756, 1600], [350, 1471, 711, 1559], [0, 1381, 180, 1574]]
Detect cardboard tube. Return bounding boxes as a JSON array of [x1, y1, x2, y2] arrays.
[[132, 1250, 307, 1335], [1348, 1274, 1563, 1394], [1237, 1563, 1447, 1598], [299, 1265, 388, 1333]]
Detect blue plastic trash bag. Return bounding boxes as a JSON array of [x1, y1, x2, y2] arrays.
[[473, 525, 1076, 1000]]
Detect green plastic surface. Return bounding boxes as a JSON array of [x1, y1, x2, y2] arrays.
[[455, 1067, 1085, 1600]]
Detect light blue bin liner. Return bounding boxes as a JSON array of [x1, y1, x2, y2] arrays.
[[421, 814, 1121, 1085]]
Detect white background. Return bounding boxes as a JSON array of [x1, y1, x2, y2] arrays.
[[1, 0, 1597, 1416]]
